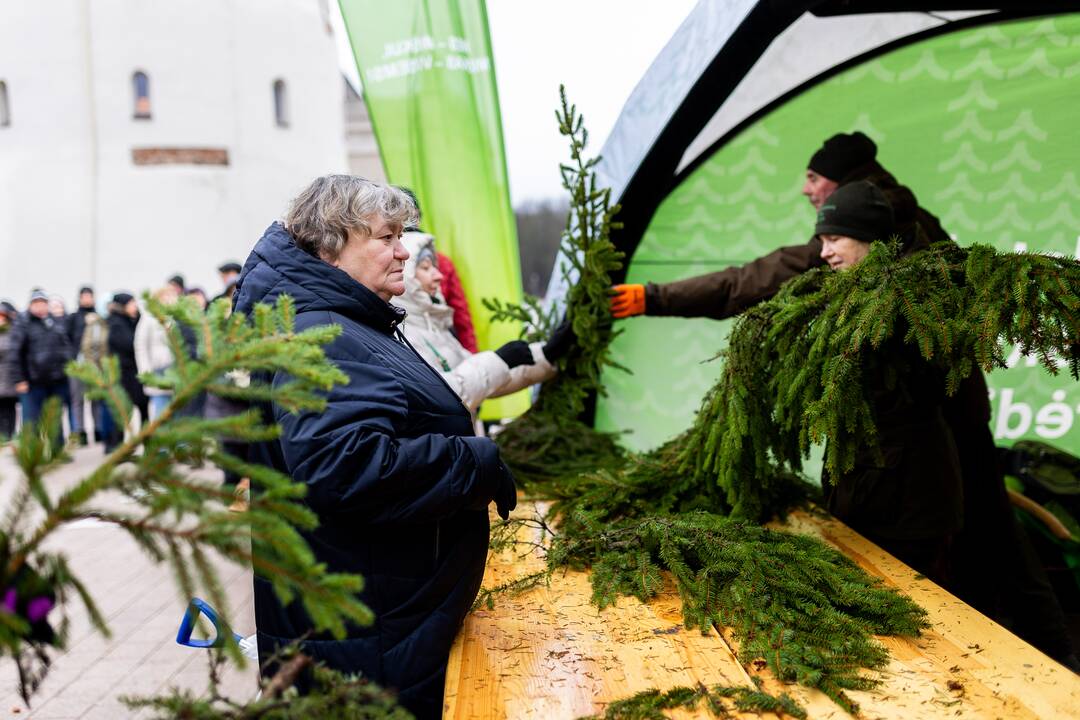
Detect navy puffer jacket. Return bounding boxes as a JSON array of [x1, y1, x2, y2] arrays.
[[234, 223, 506, 719]]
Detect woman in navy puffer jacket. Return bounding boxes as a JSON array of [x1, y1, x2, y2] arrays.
[[233, 176, 517, 719]]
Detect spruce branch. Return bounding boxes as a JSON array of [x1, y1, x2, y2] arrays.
[[0, 294, 368, 705], [581, 681, 806, 720], [491, 86, 627, 488], [121, 640, 413, 719]]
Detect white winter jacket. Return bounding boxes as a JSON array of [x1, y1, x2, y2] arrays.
[[393, 232, 555, 415], [133, 312, 174, 396]]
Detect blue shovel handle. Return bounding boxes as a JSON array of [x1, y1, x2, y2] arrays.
[[176, 598, 244, 648]]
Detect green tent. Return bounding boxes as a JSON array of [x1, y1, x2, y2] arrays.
[[561, 2, 1080, 460]]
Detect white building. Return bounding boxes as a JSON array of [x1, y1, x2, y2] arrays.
[[0, 0, 352, 306], [344, 79, 385, 184]]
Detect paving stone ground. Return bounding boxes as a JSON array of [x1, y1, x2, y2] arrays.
[[0, 444, 258, 719]]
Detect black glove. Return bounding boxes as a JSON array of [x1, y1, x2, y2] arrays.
[[542, 316, 574, 362], [494, 340, 535, 369], [493, 460, 518, 520]]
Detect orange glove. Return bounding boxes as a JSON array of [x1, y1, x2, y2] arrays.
[[610, 284, 646, 318]]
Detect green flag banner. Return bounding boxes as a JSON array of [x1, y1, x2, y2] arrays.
[[338, 0, 528, 419]]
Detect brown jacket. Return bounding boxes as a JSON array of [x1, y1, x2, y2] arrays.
[[644, 161, 950, 319]]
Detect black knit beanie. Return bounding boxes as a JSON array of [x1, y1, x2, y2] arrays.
[[815, 180, 894, 243], [808, 132, 877, 181]]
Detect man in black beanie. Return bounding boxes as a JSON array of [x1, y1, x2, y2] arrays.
[[804, 131, 878, 207]]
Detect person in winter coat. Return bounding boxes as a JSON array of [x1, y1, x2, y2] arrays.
[[79, 310, 109, 368], [394, 232, 568, 417], [213, 262, 242, 304], [234, 175, 518, 719], [79, 308, 110, 444], [811, 182, 964, 581], [6, 289, 73, 433], [134, 286, 181, 420], [66, 285, 97, 445], [104, 293, 148, 450], [0, 301, 19, 438]]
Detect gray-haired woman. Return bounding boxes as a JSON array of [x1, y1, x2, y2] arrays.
[[234, 175, 516, 719]]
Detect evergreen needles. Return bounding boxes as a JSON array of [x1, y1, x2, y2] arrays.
[[0, 295, 372, 704], [122, 644, 413, 719], [582, 680, 806, 720], [680, 240, 1080, 522], [548, 509, 925, 712], [490, 85, 627, 488]]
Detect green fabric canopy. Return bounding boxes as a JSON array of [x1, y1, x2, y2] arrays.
[[592, 11, 1080, 463]]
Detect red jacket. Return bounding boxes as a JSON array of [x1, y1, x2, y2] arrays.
[[437, 253, 478, 352]]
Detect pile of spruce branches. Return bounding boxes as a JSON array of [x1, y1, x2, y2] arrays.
[[490, 90, 1080, 715]]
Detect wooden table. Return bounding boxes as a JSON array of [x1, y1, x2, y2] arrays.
[[443, 504, 1080, 719]]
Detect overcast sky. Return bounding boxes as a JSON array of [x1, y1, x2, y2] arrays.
[[330, 1, 699, 205]]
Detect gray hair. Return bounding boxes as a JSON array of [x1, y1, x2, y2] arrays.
[[285, 175, 419, 260]]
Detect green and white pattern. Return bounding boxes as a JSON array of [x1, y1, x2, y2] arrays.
[[597, 14, 1080, 462]]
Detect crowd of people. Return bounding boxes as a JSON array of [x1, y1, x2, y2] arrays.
[[0, 263, 243, 448]]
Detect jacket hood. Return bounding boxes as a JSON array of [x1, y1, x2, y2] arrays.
[[234, 222, 405, 334], [393, 232, 455, 331]]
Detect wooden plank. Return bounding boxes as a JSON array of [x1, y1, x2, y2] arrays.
[[771, 510, 1080, 720], [443, 509, 765, 719], [444, 504, 1080, 719]]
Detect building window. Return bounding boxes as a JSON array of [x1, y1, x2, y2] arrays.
[[0, 81, 10, 127], [133, 71, 151, 119], [273, 79, 289, 128]]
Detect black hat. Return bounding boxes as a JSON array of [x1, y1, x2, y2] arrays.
[[168, 274, 185, 290], [808, 132, 877, 182], [78, 285, 94, 296], [0, 300, 16, 316], [815, 180, 894, 243], [217, 262, 242, 274], [112, 292, 135, 306]]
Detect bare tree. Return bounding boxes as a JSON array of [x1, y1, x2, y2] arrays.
[[515, 199, 569, 297]]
